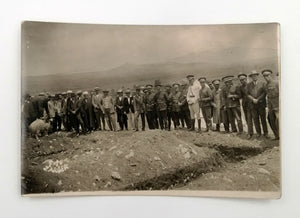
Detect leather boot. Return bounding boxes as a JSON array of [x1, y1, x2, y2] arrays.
[[197, 119, 202, 133], [188, 119, 195, 131]]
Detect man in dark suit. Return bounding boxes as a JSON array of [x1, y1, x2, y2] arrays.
[[247, 70, 268, 138], [238, 73, 253, 139], [115, 89, 128, 130], [128, 90, 135, 130], [78, 91, 90, 134]]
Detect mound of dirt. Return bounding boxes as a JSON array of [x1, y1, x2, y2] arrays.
[[21, 129, 279, 194], [22, 130, 222, 194]]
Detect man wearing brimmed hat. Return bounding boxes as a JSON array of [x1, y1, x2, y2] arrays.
[[199, 77, 213, 132], [186, 74, 201, 132], [221, 75, 243, 133], [262, 69, 279, 140], [133, 86, 146, 131], [77, 91, 90, 134], [211, 79, 222, 131], [115, 89, 128, 131], [238, 73, 253, 138], [247, 70, 268, 138], [154, 83, 169, 130], [124, 89, 134, 130], [92, 87, 106, 131]]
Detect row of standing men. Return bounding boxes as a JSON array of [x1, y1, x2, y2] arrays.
[[185, 69, 279, 140], [22, 82, 192, 135], [22, 69, 279, 140]]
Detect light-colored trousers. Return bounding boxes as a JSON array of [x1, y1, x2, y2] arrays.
[[188, 103, 200, 119]]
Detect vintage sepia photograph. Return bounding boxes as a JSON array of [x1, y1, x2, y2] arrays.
[[21, 21, 280, 198]]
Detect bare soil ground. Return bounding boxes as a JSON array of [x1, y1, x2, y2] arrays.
[[21, 129, 280, 194]]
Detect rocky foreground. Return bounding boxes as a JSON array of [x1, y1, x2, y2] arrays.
[[21, 129, 280, 195]]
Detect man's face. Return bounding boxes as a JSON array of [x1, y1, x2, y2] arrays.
[[95, 90, 99, 95], [146, 87, 152, 93], [200, 80, 206, 88], [188, 77, 194, 85], [118, 92, 122, 97], [263, 74, 271, 82], [239, 77, 247, 85], [225, 81, 232, 87], [156, 86, 161, 92], [125, 92, 130, 97], [251, 75, 258, 82], [213, 83, 219, 90]]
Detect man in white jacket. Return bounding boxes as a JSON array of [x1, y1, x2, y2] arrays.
[[186, 74, 201, 132]]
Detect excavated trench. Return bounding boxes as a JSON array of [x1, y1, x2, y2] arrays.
[[22, 132, 278, 194], [122, 142, 270, 191]]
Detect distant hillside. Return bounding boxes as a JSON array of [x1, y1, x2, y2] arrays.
[[23, 47, 279, 94]]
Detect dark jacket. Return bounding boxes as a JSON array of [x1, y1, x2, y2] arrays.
[[199, 86, 213, 107], [239, 83, 250, 108], [265, 80, 279, 111], [247, 81, 267, 108], [123, 96, 131, 113], [155, 91, 168, 111], [144, 92, 156, 112], [221, 84, 241, 108], [115, 96, 126, 113], [129, 96, 135, 113]]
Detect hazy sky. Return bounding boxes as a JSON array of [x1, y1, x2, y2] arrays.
[[22, 22, 278, 76]]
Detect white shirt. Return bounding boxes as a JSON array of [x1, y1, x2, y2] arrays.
[[187, 80, 201, 104]]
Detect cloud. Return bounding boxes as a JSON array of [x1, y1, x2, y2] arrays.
[[22, 22, 278, 76]]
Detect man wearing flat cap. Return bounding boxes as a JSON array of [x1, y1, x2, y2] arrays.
[[144, 84, 158, 129], [238, 73, 253, 138], [133, 86, 146, 131], [154, 84, 169, 130], [221, 75, 243, 133], [186, 74, 201, 132], [247, 70, 268, 138], [211, 79, 222, 131], [262, 69, 279, 140], [199, 77, 213, 132], [170, 83, 181, 129]]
